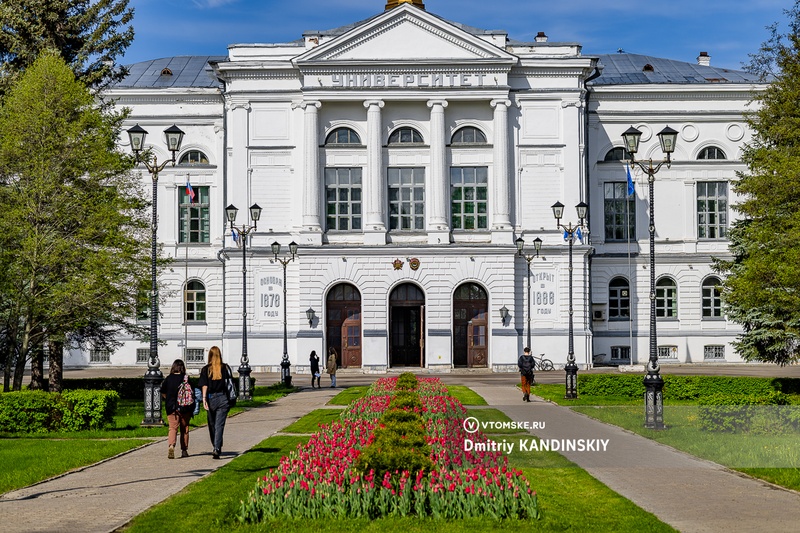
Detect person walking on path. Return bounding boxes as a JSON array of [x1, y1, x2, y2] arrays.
[[309, 350, 321, 389], [199, 346, 233, 459], [327, 347, 338, 388], [160, 359, 195, 458], [518, 347, 535, 402]]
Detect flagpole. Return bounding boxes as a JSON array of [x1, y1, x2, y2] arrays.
[[626, 166, 635, 365], [184, 173, 190, 362]]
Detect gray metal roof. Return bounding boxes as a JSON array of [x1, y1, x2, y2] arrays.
[[591, 53, 762, 85], [115, 56, 226, 88]]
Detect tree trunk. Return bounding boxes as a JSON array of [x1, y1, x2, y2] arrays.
[[48, 339, 64, 393], [29, 344, 44, 390], [13, 347, 25, 391], [2, 342, 12, 392]]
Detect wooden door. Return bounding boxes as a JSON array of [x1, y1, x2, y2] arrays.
[[341, 307, 362, 368], [468, 307, 488, 367], [326, 283, 361, 368], [453, 283, 488, 368]]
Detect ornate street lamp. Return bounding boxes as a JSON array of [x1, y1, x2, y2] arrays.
[[272, 240, 298, 387], [499, 305, 509, 326], [622, 125, 677, 429], [226, 202, 262, 401], [128, 124, 184, 427], [515, 236, 542, 350], [552, 201, 588, 399], [306, 307, 316, 328]]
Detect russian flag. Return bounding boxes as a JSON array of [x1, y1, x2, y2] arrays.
[[185, 180, 196, 204]]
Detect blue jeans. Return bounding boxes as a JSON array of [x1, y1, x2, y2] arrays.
[[330, 374, 336, 387], [206, 392, 230, 453]]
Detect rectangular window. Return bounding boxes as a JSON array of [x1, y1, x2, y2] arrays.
[[704, 345, 725, 360], [89, 349, 111, 363], [658, 346, 678, 359], [450, 166, 488, 230], [611, 346, 630, 361], [604, 182, 635, 241], [388, 167, 425, 231], [325, 168, 362, 231], [179, 186, 210, 243], [185, 348, 205, 365], [697, 181, 728, 239], [136, 348, 150, 364]]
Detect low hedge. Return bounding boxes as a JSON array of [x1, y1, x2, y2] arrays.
[[47, 375, 255, 400], [698, 391, 795, 433], [0, 389, 119, 433], [577, 374, 800, 400]]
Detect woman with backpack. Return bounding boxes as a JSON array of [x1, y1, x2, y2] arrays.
[[160, 359, 195, 459], [518, 347, 535, 403], [199, 346, 233, 459]]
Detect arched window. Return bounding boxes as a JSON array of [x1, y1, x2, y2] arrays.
[[656, 278, 678, 318], [702, 277, 723, 318], [451, 126, 487, 144], [388, 127, 423, 144], [185, 280, 206, 322], [178, 150, 209, 165], [608, 277, 630, 319], [604, 147, 630, 161], [325, 127, 361, 145], [697, 146, 726, 160]]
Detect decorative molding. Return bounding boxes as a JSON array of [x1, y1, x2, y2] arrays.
[[427, 99, 449, 109], [428, 329, 452, 337], [363, 99, 385, 109]]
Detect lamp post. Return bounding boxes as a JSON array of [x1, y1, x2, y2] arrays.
[[128, 124, 184, 427], [272, 240, 298, 387], [622, 125, 678, 429], [552, 201, 588, 399], [515, 236, 542, 350], [306, 307, 316, 328], [225, 203, 262, 401], [499, 305, 509, 326]]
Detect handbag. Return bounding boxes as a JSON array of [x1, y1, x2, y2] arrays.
[[224, 365, 238, 406]]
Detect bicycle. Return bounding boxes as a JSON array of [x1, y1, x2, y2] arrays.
[[533, 353, 554, 371]]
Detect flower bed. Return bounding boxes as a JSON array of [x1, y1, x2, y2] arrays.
[[237, 375, 539, 521]]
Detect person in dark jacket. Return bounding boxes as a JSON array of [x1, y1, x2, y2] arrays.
[[160, 359, 194, 458], [309, 350, 321, 389], [518, 347, 535, 402], [199, 346, 233, 459]]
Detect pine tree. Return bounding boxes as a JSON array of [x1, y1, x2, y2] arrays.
[[717, 2, 800, 365], [0, 0, 133, 93]]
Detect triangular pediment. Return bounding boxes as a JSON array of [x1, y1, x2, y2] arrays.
[[295, 4, 516, 65]]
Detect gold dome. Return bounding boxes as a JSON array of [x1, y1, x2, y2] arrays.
[[385, 0, 425, 10]]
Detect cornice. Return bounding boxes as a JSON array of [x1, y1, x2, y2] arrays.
[[111, 94, 224, 106], [299, 63, 512, 75]]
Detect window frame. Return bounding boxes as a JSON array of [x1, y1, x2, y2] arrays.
[[703, 345, 726, 360], [608, 277, 631, 320], [697, 181, 728, 240], [450, 166, 488, 231], [388, 127, 424, 145], [604, 181, 636, 241], [655, 277, 678, 319], [450, 126, 487, 145], [325, 167, 363, 232], [184, 279, 207, 323], [136, 348, 150, 364], [89, 349, 111, 364], [388, 167, 425, 232], [178, 150, 210, 166], [658, 345, 678, 359], [697, 146, 727, 160], [179, 185, 210, 244], [702, 276, 723, 319], [325, 127, 361, 146], [603, 147, 631, 162], [610, 346, 631, 361]]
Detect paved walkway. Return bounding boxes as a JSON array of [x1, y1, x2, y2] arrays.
[[0, 387, 338, 533], [476, 384, 800, 533]]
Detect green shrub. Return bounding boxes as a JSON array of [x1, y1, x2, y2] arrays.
[[577, 374, 799, 400], [698, 391, 790, 432], [396, 372, 418, 391], [0, 389, 119, 433], [388, 390, 423, 411], [355, 407, 432, 477], [0, 390, 59, 433], [59, 390, 119, 431]]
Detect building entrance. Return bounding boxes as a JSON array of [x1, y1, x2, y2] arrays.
[[453, 283, 488, 368], [389, 283, 425, 367], [326, 283, 361, 368]]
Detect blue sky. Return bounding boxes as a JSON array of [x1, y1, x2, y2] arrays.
[[124, 0, 791, 70]]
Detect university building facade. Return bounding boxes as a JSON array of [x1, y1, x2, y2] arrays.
[[71, 1, 763, 371]]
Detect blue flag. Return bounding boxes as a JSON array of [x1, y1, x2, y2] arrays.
[[231, 229, 238, 242], [563, 229, 569, 241], [576, 227, 583, 243], [626, 163, 635, 196]]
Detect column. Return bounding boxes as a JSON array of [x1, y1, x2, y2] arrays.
[[363, 99, 386, 245], [427, 99, 450, 244], [490, 99, 512, 243], [296, 100, 322, 244]]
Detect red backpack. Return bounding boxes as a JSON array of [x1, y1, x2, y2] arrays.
[[177, 374, 194, 408]]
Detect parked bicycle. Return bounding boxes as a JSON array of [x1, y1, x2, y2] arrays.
[[533, 353, 554, 371]]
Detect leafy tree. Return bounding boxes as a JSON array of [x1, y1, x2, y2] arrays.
[[0, 50, 151, 390], [717, 2, 800, 365], [0, 0, 134, 93]]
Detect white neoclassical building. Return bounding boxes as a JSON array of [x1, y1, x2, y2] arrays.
[[71, 1, 763, 371]]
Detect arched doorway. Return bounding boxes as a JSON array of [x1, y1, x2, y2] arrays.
[[453, 283, 488, 368], [389, 283, 425, 367], [326, 283, 361, 368]]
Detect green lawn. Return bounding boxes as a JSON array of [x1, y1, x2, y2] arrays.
[[280, 408, 344, 433], [446, 385, 487, 406], [465, 408, 528, 435], [0, 438, 149, 494], [329, 386, 370, 405]]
